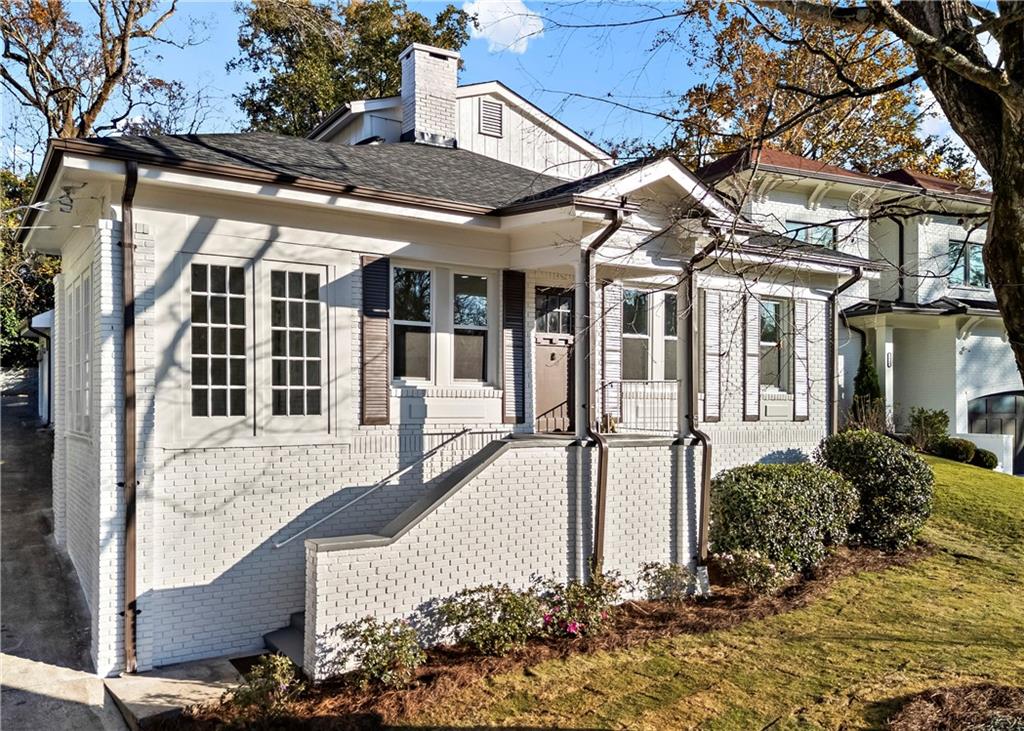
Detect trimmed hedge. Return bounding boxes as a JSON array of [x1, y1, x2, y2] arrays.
[[816, 429, 934, 551], [709, 463, 858, 577], [971, 447, 999, 470], [933, 437, 977, 464]]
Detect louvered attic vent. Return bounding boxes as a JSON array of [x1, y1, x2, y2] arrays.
[[479, 98, 504, 137]]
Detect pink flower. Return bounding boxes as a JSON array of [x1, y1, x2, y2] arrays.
[[566, 621, 581, 635], [543, 613, 553, 624]]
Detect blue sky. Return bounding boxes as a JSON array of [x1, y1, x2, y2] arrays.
[[104, 1, 703, 148]]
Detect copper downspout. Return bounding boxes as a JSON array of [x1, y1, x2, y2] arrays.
[[120, 161, 140, 673], [681, 240, 720, 567], [584, 204, 626, 577], [829, 267, 864, 435]]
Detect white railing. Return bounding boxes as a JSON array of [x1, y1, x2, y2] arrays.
[[273, 428, 473, 549], [602, 380, 679, 434]]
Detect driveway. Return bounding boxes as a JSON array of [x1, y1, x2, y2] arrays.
[[1, 370, 126, 730]]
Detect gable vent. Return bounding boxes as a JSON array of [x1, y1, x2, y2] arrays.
[[479, 98, 504, 137]]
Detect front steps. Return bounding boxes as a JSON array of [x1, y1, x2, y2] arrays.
[[263, 611, 304, 669]]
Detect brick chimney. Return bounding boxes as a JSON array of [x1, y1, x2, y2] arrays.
[[400, 43, 460, 147]]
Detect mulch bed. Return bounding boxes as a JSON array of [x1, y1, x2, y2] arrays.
[[167, 543, 932, 730], [887, 683, 1024, 730]]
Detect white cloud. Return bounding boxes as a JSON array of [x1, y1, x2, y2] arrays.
[[919, 85, 955, 140], [463, 0, 544, 54]]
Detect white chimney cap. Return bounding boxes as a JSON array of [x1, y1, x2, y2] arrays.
[[400, 43, 461, 62]]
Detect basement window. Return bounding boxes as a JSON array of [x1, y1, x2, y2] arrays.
[[479, 98, 504, 138]]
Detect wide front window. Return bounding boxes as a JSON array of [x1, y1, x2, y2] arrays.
[[393, 267, 432, 380], [622, 289, 650, 380], [190, 263, 247, 417], [759, 298, 789, 391], [949, 240, 987, 288], [786, 220, 837, 249]]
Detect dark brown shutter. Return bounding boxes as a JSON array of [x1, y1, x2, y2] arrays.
[[361, 256, 390, 425], [502, 270, 526, 424]]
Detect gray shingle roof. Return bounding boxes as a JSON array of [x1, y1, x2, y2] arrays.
[[78, 132, 567, 211], [743, 233, 884, 270]]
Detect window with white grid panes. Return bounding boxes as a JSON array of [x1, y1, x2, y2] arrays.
[[271, 270, 322, 416], [191, 263, 247, 416]]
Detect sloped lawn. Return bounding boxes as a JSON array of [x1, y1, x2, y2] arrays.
[[406, 457, 1024, 730]]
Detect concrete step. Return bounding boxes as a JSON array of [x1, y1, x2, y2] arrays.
[[263, 625, 304, 669]]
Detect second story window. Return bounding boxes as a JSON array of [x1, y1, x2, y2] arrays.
[[786, 220, 837, 249], [949, 240, 987, 288], [759, 298, 789, 391], [622, 289, 649, 380], [392, 267, 432, 381]]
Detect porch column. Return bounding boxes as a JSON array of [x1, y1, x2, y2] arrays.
[[573, 255, 590, 439], [874, 325, 895, 418], [677, 277, 691, 439]]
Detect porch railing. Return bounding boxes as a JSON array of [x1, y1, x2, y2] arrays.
[[601, 380, 679, 434]]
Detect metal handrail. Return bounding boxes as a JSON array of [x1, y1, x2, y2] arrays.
[[273, 427, 473, 549]]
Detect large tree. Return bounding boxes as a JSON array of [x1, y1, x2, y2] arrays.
[[230, 0, 472, 137], [1, 0, 204, 146], [746, 1, 1024, 387], [614, 0, 975, 183]]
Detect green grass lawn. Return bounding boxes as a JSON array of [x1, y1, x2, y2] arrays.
[[407, 457, 1024, 730]]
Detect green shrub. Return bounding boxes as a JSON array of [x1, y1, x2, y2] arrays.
[[534, 574, 622, 638], [972, 447, 999, 470], [437, 584, 543, 655], [934, 437, 977, 463], [908, 407, 949, 452], [709, 463, 858, 582], [332, 617, 425, 688], [712, 549, 792, 596], [224, 653, 304, 720], [637, 562, 698, 603], [816, 429, 933, 551]]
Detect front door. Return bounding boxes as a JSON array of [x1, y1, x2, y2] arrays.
[[534, 287, 574, 433], [969, 391, 1024, 474]]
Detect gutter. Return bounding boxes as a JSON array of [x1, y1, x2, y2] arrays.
[[583, 203, 627, 577], [23, 321, 52, 425], [120, 161, 140, 673], [889, 215, 906, 302], [828, 267, 864, 435]]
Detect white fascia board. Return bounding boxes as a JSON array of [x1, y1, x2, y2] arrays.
[[457, 81, 611, 165], [88, 162, 502, 229], [584, 158, 737, 222]]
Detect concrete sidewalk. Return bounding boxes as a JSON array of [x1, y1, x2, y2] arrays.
[[1, 370, 126, 730]]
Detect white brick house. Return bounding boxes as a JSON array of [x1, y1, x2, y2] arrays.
[[701, 149, 1021, 475], [17, 45, 874, 679]]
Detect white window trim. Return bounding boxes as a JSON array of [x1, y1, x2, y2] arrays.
[[179, 253, 255, 440], [451, 270, 495, 385], [758, 297, 792, 395], [621, 288, 651, 382], [67, 272, 92, 437], [259, 260, 331, 435], [391, 263, 435, 387], [785, 219, 837, 249], [948, 239, 988, 290]]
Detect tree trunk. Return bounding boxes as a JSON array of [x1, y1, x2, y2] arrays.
[[983, 118, 1024, 390]]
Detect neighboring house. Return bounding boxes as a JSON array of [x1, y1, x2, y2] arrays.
[[17, 44, 872, 680], [700, 148, 1021, 475], [20, 309, 54, 425]]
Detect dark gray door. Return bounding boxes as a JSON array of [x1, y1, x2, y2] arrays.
[[535, 288, 574, 433]]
